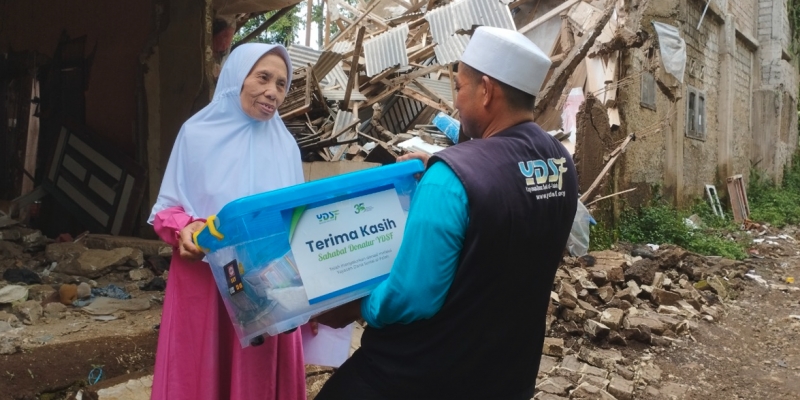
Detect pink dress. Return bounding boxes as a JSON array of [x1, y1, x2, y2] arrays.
[[150, 206, 306, 400]]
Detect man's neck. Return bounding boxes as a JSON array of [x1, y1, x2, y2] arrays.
[[481, 110, 535, 139]]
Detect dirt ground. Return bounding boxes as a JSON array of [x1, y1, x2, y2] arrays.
[[1, 228, 800, 399], [653, 250, 800, 399]]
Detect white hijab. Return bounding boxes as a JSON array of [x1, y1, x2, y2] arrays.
[[148, 43, 304, 223]]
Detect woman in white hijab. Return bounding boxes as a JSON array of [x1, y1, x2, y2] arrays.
[[148, 43, 306, 400]]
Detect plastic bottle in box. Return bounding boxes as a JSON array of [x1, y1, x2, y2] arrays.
[[194, 160, 424, 347]]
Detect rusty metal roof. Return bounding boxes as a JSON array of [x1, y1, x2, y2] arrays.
[[363, 24, 410, 77], [426, 0, 515, 65]]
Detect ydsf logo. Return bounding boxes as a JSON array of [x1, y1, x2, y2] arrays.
[[518, 157, 568, 189], [316, 210, 339, 223]]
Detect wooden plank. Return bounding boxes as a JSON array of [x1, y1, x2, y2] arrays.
[[343, 26, 366, 108], [519, 0, 579, 35]]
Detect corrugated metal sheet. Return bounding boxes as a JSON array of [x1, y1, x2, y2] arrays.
[[333, 110, 355, 136], [363, 24, 410, 77], [330, 40, 354, 54], [321, 89, 368, 101], [287, 45, 344, 85], [425, 0, 515, 65], [322, 63, 349, 89], [364, 95, 426, 137], [409, 77, 454, 103]]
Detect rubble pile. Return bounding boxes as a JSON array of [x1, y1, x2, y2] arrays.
[[0, 223, 168, 356], [273, 0, 635, 164], [533, 223, 800, 400]]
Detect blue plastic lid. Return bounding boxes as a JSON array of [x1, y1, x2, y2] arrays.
[[195, 160, 424, 252]]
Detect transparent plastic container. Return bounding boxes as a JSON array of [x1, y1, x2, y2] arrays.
[[194, 160, 424, 347]]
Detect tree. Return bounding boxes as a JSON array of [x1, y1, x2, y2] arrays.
[[234, 5, 304, 46]]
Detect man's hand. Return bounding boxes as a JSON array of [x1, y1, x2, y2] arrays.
[[397, 152, 431, 166], [315, 299, 362, 329], [178, 221, 206, 261], [397, 152, 431, 181]]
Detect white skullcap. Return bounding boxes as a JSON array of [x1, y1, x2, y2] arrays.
[[460, 26, 552, 96]]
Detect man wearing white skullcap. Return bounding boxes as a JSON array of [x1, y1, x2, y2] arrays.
[[316, 27, 579, 399]]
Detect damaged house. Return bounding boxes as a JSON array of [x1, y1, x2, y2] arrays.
[[1, 0, 798, 239]]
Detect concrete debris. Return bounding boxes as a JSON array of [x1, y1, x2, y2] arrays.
[[94, 375, 153, 400], [12, 299, 43, 325], [0, 284, 28, 304]]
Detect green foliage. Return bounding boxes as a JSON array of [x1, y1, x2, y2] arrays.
[[616, 201, 747, 260], [790, 0, 800, 55], [234, 6, 303, 46], [588, 222, 616, 251], [747, 154, 800, 227]]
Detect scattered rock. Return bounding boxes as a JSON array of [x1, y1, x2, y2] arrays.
[[129, 268, 155, 282], [536, 376, 573, 396], [578, 347, 623, 370], [638, 363, 662, 384], [12, 299, 43, 325], [597, 285, 615, 302], [45, 242, 88, 264], [543, 337, 565, 357], [0, 311, 21, 328], [578, 374, 610, 391], [0, 285, 28, 303], [44, 302, 67, 319], [533, 392, 569, 400], [27, 284, 56, 302], [651, 288, 682, 306], [706, 275, 729, 299], [607, 375, 634, 400], [569, 382, 616, 399], [600, 308, 624, 330], [539, 355, 559, 375], [631, 244, 657, 259], [560, 355, 608, 378], [0, 336, 20, 355], [625, 258, 660, 285], [584, 319, 610, 338], [623, 316, 667, 335], [608, 331, 627, 346], [53, 246, 144, 279], [95, 375, 153, 400]]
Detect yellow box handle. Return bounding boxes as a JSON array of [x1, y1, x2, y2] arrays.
[[206, 215, 225, 240]]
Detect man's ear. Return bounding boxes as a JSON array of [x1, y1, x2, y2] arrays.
[[481, 75, 494, 107]]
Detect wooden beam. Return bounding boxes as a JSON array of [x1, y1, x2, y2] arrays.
[[343, 26, 366, 108], [413, 79, 453, 111], [580, 133, 635, 203], [401, 87, 451, 113], [518, 0, 579, 35], [306, 0, 314, 46], [534, 5, 614, 118], [233, 5, 297, 49]]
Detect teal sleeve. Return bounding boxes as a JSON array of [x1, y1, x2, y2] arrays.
[[361, 161, 468, 328]]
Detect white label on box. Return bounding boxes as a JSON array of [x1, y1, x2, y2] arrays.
[[289, 188, 407, 303]]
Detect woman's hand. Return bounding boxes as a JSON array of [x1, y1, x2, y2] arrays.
[[178, 221, 207, 261]]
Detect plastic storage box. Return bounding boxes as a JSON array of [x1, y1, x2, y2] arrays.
[[194, 160, 424, 346]]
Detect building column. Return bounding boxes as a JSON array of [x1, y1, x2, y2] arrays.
[[717, 13, 735, 182]]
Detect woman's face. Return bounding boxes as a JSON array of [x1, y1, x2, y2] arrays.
[[240, 53, 288, 121]]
